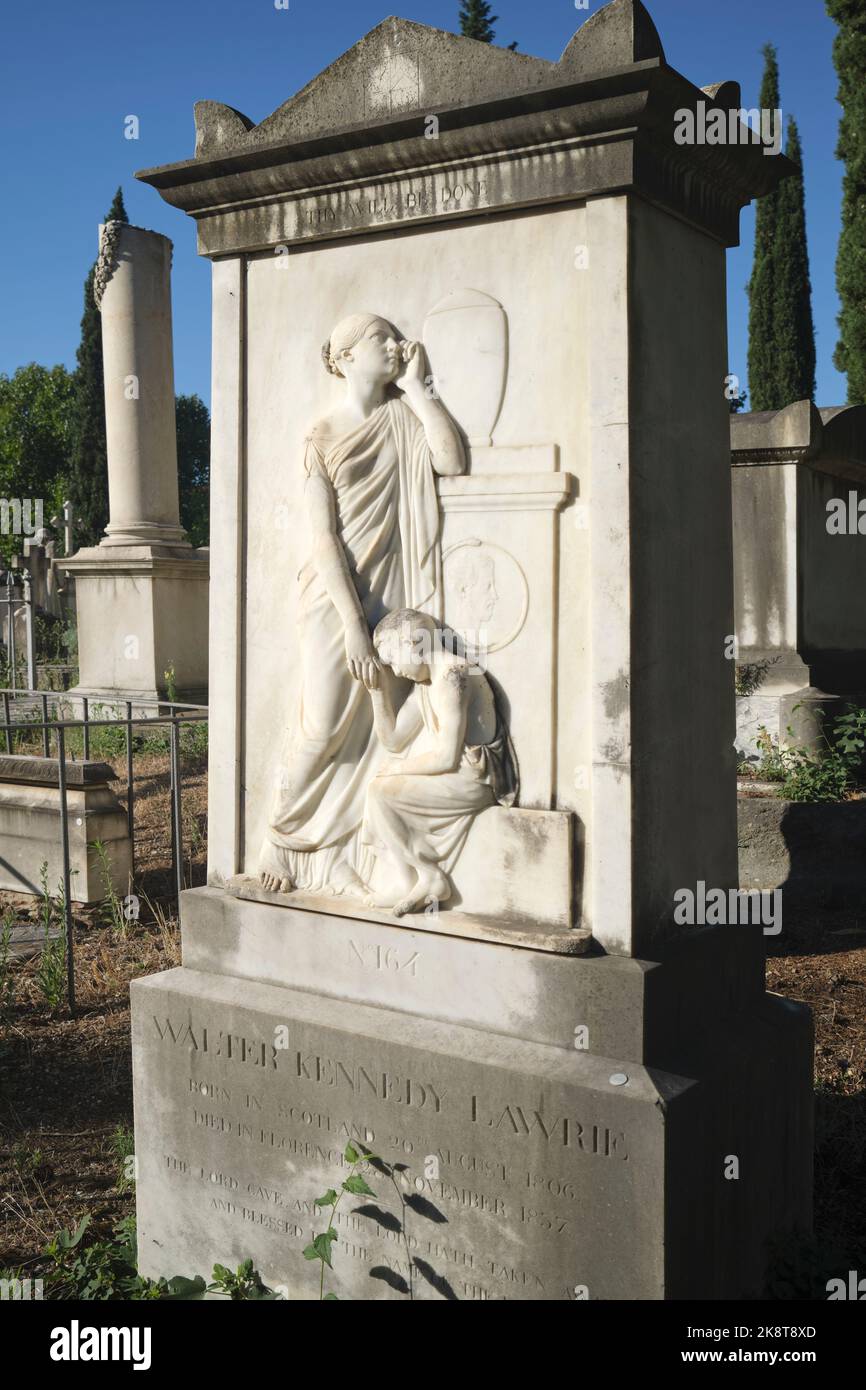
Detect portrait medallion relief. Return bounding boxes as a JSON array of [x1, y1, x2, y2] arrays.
[[443, 538, 529, 655]]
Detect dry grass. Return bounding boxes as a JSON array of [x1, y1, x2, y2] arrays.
[[0, 739, 204, 1273], [0, 916, 180, 1270]]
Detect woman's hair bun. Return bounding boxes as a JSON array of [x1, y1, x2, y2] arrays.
[[321, 340, 340, 376]]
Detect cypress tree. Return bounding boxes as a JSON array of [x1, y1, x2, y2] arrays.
[[459, 0, 497, 43], [826, 0, 866, 404], [773, 118, 817, 405], [747, 45, 782, 411], [175, 393, 211, 548], [68, 187, 128, 548]]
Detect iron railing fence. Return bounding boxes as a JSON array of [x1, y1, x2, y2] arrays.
[[0, 687, 208, 1015]]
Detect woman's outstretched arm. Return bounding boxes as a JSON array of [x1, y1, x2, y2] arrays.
[[305, 473, 379, 689]]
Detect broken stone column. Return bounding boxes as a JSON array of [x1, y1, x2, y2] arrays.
[[98, 224, 189, 547], [60, 224, 209, 708]]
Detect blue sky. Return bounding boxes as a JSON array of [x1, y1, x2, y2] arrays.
[[0, 0, 847, 408]]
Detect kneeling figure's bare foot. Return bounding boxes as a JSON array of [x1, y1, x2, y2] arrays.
[[391, 869, 450, 918], [364, 889, 400, 910]]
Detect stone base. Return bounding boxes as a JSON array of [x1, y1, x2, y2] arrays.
[[735, 685, 839, 763], [0, 756, 132, 901], [59, 547, 209, 707], [62, 686, 208, 720], [254, 806, 575, 930], [224, 870, 586, 957], [131, 888, 813, 1300], [738, 795, 866, 908], [442, 806, 573, 926]]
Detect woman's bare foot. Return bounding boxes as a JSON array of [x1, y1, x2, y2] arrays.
[[363, 856, 415, 910], [261, 871, 293, 894], [259, 842, 295, 896]]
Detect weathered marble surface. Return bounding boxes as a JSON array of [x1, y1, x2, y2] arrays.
[[132, 959, 812, 1300], [137, 4, 797, 950], [139, 4, 786, 255], [223, 205, 588, 926]]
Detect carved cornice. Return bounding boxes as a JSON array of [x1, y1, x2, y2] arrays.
[[438, 473, 575, 512], [59, 548, 209, 580], [136, 10, 792, 256], [730, 400, 866, 484]]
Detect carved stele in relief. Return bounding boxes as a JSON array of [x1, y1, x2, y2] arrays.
[[258, 304, 524, 918]]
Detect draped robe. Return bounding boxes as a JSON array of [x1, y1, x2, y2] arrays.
[[362, 677, 519, 884], [266, 397, 441, 892]]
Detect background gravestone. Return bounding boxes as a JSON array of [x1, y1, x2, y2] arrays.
[[731, 400, 866, 760]]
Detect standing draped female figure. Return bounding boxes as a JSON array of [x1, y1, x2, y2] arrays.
[[259, 312, 465, 897]]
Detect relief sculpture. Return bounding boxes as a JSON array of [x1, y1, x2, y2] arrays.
[[259, 309, 518, 913]]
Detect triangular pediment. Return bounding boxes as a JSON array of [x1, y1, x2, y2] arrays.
[[193, 3, 667, 157], [195, 17, 554, 156]]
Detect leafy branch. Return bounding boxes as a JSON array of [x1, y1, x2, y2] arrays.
[[305, 1142, 377, 1300]]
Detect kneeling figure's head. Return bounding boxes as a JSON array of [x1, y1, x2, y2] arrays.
[[373, 609, 438, 682]]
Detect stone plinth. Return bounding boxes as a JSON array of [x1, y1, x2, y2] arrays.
[[0, 755, 132, 901], [131, 888, 811, 1300], [738, 795, 866, 907], [62, 547, 209, 712]]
